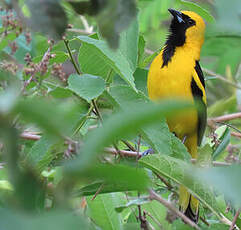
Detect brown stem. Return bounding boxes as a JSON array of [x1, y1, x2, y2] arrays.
[[229, 208, 240, 230], [149, 189, 200, 230], [209, 112, 241, 123], [202, 68, 241, 90]]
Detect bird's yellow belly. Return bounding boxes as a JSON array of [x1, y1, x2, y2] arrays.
[[147, 52, 198, 139]]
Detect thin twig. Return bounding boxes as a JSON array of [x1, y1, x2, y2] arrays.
[[92, 99, 103, 123], [234, 63, 241, 80], [209, 113, 241, 123], [64, 39, 81, 75], [149, 189, 200, 230], [64, 39, 103, 123], [137, 135, 141, 161], [229, 208, 240, 230], [91, 183, 104, 201], [67, 28, 93, 35], [20, 132, 41, 140], [199, 216, 210, 226], [121, 139, 137, 152], [202, 68, 241, 90], [155, 173, 174, 191], [144, 210, 164, 230], [104, 147, 233, 166]]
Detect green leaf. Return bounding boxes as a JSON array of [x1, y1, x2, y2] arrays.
[[142, 200, 170, 230], [65, 100, 192, 170], [87, 193, 123, 230], [108, 85, 189, 160], [212, 126, 231, 160], [67, 164, 149, 192], [96, 0, 137, 49], [133, 68, 148, 95], [68, 74, 106, 102], [26, 135, 57, 172], [198, 165, 241, 207], [137, 35, 146, 66], [141, 122, 172, 156], [178, 0, 215, 23], [215, 0, 241, 33], [33, 51, 68, 65], [115, 197, 150, 213], [119, 18, 139, 71], [0, 209, 92, 230], [139, 154, 222, 219], [170, 134, 190, 161], [77, 36, 136, 90], [26, 0, 67, 40], [49, 87, 73, 98]]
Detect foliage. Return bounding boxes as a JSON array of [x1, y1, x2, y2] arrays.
[[0, 0, 240, 230]]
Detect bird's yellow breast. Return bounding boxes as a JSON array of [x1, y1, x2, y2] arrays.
[[147, 46, 203, 139]]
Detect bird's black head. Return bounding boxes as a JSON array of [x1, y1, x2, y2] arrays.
[[168, 9, 196, 46]]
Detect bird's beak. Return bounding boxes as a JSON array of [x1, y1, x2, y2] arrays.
[[168, 8, 184, 23]]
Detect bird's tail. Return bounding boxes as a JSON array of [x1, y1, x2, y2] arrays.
[[179, 185, 199, 223]]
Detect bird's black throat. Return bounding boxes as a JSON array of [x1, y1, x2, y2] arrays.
[[162, 13, 195, 68]]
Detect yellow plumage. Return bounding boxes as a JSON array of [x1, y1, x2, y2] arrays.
[[147, 10, 207, 222]]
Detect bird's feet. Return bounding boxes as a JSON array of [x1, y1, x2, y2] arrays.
[[141, 148, 154, 157]]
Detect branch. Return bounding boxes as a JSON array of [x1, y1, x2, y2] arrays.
[[20, 132, 41, 140], [202, 68, 241, 90], [64, 39, 103, 123], [229, 208, 240, 230], [149, 189, 200, 230], [104, 147, 232, 166], [209, 113, 241, 123]]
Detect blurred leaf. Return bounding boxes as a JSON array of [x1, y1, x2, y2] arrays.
[[119, 18, 139, 71], [14, 98, 81, 136], [68, 73, 106, 102], [178, 0, 215, 23], [141, 122, 172, 156], [33, 51, 68, 64], [133, 68, 148, 95], [213, 126, 231, 160], [215, 0, 241, 33], [0, 180, 13, 191], [196, 144, 212, 167], [137, 35, 146, 66], [108, 85, 190, 160], [68, 0, 106, 15], [172, 219, 193, 230], [26, 135, 57, 172], [67, 164, 149, 192], [26, 0, 68, 40], [115, 197, 150, 213], [49, 87, 73, 98], [96, 0, 137, 49], [170, 133, 190, 161], [0, 87, 19, 114], [0, 31, 17, 51], [0, 209, 92, 230], [64, 99, 192, 171], [207, 95, 237, 117], [75, 179, 147, 197], [142, 200, 170, 230], [87, 193, 123, 230], [139, 155, 222, 219], [77, 35, 136, 90], [198, 165, 241, 207]]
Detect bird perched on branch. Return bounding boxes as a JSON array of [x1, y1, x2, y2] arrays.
[[147, 9, 207, 223]]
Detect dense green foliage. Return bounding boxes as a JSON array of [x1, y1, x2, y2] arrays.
[[0, 0, 240, 229]]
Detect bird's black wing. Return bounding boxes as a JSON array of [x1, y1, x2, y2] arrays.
[[192, 61, 207, 146]]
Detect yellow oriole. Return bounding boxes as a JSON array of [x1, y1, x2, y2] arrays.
[[147, 9, 207, 222]]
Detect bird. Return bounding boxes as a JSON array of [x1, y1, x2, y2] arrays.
[[147, 9, 207, 223]]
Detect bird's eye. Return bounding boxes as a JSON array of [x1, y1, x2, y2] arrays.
[[188, 19, 195, 25]]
